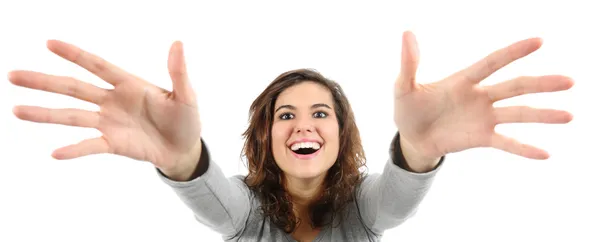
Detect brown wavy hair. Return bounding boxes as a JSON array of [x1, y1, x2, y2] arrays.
[[241, 68, 367, 233]]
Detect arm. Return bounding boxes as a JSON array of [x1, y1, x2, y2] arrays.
[[156, 139, 251, 238], [356, 132, 444, 235]]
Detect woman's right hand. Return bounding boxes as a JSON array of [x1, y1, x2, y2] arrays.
[[9, 40, 202, 180]]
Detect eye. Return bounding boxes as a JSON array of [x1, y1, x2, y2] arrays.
[[279, 112, 295, 120], [313, 111, 328, 118]]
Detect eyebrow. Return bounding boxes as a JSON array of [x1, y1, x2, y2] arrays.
[[275, 103, 332, 113]]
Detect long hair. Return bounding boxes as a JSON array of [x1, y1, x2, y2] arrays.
[[241, 68, 367, 233]]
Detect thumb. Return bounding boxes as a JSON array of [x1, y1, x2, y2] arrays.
[[396, 31, 420, 96], [168, 41, 196, 106]]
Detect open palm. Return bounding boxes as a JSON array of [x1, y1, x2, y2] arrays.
[[394, 31, 574, 160], [9, 40, 201, 172]]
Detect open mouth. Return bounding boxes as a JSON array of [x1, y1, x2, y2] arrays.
[[289, 141, 321, 155]]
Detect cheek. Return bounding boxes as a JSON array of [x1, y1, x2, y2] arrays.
[[271, 123, 290, 148], [320, 122, 340, 149]]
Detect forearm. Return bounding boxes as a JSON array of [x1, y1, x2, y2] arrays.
[[156, 139, 251, 236], [356, 132, 444, 234]]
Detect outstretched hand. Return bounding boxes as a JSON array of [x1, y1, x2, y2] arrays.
[[394, 31, 573, 163], [9, 40, 202, 174]]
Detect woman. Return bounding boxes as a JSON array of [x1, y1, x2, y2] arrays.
[[9, 31, 573, 241]]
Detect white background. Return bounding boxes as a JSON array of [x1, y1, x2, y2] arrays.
[[1, 1, 598, 241]]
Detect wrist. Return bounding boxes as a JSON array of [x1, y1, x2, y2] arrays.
[[159, 139, 203, 181], [399, 134, 441, 173]]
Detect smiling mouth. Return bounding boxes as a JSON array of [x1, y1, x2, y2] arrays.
[[289, 142, 321, 155]]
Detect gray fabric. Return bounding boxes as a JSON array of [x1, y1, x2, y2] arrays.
[[157, 140, 443, 241]]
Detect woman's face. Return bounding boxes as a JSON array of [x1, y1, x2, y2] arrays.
[[271, 81, 340, 181]]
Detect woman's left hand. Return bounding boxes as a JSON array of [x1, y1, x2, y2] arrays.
[[393, 31, 574, 164]]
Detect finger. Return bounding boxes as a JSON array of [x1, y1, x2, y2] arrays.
[[486, 75, 574, 102], [494, 106, 573, 124], [52, 137, 110, 159], [8, 70, 107, 105], [490, 133, 549, 159], [396, 31, 420, 96], [459, 37, 543, 84], [168, 41, 196, 106], [13, 105, 100, 128], [47, 40, 131, 86]]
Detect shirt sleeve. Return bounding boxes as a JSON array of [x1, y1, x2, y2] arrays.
[[156, 139, 251, 238], [355, 132, 445, 235]]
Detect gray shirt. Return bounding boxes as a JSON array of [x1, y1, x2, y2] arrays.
[[157, 134, 444, 241]]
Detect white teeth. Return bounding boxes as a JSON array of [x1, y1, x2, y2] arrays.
[[290, 142, 321, 151]]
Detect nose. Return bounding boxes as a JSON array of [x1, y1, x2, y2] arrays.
[[294, 125, 315, 133], [294, 117, 315, 133]]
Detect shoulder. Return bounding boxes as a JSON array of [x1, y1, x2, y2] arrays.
[[229, 174, 262, 205], [228, 174, 253, 196], [354, 171, 380, 191], [230, 174, 247, 185]]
